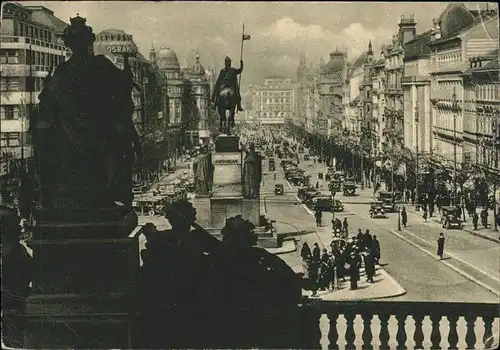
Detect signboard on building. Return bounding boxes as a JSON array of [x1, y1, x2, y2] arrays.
[[212, 152, 242, 196], [199, 130, 209, 138]]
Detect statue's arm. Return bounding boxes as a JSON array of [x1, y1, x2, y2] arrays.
[[235, 61, 244, 74]]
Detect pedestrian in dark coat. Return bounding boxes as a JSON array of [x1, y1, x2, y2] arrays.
[[401, 206, 407, 228], [342, 217, 349, 235], [423, 208, 428, 222], [362, 229, 373, 251], [472, 212, 479, 230], [356, 229, 364, 248], [437, 232, 445, 260], [312, 243, 321, 263], [347, 252, 359, 290], [371, 235, 381, 264], [364, 251, 376, 283], [300, 242, 312, 261], [481, 208, 488, 228]]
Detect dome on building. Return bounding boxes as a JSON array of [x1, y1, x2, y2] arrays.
[[439, 4, 475, 38], [190, 54, 205, 75], [321, 50, 345, 74], [157, 47, 180, 70]]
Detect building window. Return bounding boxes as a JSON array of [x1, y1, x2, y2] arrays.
[[4, 106, 15, 120]]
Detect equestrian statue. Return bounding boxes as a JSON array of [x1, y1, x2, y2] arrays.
[[211, 56, 244, 134]]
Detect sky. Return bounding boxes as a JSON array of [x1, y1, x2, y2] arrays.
[[16, 1, 498, 90]]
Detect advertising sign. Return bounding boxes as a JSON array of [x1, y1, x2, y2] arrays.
[[212, 152, 242, 196]]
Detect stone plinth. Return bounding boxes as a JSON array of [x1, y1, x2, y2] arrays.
[[215, 134, 240, 153], [191, 195, 211, 228], [23, 208, 141, 349], [210, 196, 244, 229]]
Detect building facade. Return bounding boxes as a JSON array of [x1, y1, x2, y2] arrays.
[[252, 77, 295, 126], [402, 29, 433, 156], [368, 58, 387, 154], [428, 4, 498, 166], [1, 3, 67, 190]]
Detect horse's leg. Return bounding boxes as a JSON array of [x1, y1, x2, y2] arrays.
[[218, 105, 225, 132], [229, 106, 236, 128]]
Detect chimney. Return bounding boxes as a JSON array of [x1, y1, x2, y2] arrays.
[[398, 13, 417, 45]]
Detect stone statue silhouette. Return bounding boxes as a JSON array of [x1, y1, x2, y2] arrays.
[[192, 145, 213, 196], [32, 14, 141, 209], [242, 143, 262, 199]]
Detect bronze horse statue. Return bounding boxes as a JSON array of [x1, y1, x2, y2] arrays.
[[216, 87, 237, 134]]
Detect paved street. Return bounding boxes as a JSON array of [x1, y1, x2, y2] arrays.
[[272, 150, 499, 303]]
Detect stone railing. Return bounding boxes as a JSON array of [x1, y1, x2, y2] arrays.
[[298, 300, 498, 349]]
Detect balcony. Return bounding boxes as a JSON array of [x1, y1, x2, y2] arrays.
[[299, 300, 498, 349], [0, 36, 66, 53]]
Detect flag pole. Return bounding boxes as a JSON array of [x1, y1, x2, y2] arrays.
[[239, 23, 245, 88]]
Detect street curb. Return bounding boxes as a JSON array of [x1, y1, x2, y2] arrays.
[[406, 209, 500, 244], [388, 229, 500, 296], [267, 239, 297, 255], [377, 269, 407, 299]]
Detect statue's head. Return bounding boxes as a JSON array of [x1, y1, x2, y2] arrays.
[[63, 14, 96, 56], [224, 56, 231, 67], [164, 199, 197, 231]]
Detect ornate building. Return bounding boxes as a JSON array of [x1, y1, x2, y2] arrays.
[[252, 77, 296, 126], [184, 54, 212, 146], [318, 49, 347, 137], [294, 52, 319, 135], [428, 3, 498, 166], [0, 3, 67, 185]]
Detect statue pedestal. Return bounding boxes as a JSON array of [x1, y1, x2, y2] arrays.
[[23, 207, 141, 349]]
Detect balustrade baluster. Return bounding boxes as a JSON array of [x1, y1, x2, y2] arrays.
[[299, 308, 321, 349], [447, 315, 459, 350], [327, 312, 340, 350], [430, 314, 442, 350], [344, 313, 356, 350], [361, 313, 374, 350], [378, 314, 390, 350], [395, 314, 407, 350], [413, 314, 425, 350], [464, 315, 476, 350], [482, 316, 494, 348]]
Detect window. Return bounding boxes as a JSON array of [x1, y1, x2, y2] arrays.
[[4, 106, 15, 120], [7, 78, 19, 91], [0, 79, 6, 91]]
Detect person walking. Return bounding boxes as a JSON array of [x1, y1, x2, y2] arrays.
[[401, 206, 407, 228], [372, 235, 381, 265], [312, 243, 321, 263], [364, 250, 376, 283], [472, 212, 479, 230], [437, 232, 445, 260], [342, 217, 349, 235], [480, 208, 488, 228], [300, 242, 312, 261], [423, 208, 428, 223]]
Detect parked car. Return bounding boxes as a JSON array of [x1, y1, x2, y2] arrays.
[[343, 178, 356, 196], [304, 154, 310, 161], [440, 206, 463, 229], [377, 191, 401, 212], [298, 187, 321, 202]]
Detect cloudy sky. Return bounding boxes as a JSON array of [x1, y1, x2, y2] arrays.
[[19, 1, 497, 89]]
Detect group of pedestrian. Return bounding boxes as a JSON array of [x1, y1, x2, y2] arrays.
[[300, 229, 381, 296]]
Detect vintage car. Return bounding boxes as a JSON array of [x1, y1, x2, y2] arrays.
[[329, 179, 342, 193], [312, 197, 344, 212], [304, 154, 310, 161], [343, 178, 356, 196], [132, 194, 169, 216], [289, 175, 308, 186], [318, 172, 324, 180], [309, 149, 317, 156], [274, 184, 284, 195], [132, 183, 148, 195], [440, 206, 463, 229], [297, 187, 321, 202], [298, 146, 304, 153], [377, 191, 401, 212], [369, 201, 387, 218], [268, 157, 276, 171]]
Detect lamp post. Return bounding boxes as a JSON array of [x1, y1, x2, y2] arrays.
[[414, 105, 419, 210], [452, 87, 458, 206]]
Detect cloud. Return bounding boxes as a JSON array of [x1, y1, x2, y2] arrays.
[[263, 17, 331, 41]]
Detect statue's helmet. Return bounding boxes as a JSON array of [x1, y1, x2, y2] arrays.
[[224, 56, 231, 64], [63, 14, 96, 51]]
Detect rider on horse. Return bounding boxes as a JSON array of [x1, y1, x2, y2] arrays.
[[212, 56, 244, 112]]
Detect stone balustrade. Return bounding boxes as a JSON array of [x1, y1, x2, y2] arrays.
[[298, 300, 499, 349]]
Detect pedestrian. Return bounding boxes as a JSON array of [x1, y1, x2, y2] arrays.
[[372, 235, 381, 264], [481, 208, 488, 228], [472, 212, 479, 230], [300, 242, 312, 261], [401, 206, 407, 228], [312, 243, 320, 263], [313, 157, 316, 164], [423, 208, 428, 223], [342, 217, 348, 235], [437, 232, 445, 260], [327, 254, 336, 291], [364, 250, 376, 283], [315, 181, 319, 189], [356, 229, 364, 248], [317, 210, 323, 227], [347, 252, 359, 290], [362, 229, 373, 251]]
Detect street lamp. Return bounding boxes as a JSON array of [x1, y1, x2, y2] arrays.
[[452, 87, 458, 206], [414, 105, 419, 210]]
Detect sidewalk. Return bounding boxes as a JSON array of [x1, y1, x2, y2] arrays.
[[152, 160, 190, 188], [406, 206, 499, 244], [287, 223, 406, 301]]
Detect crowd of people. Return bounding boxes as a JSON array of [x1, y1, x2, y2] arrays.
[[299, 223, 381, 296]]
